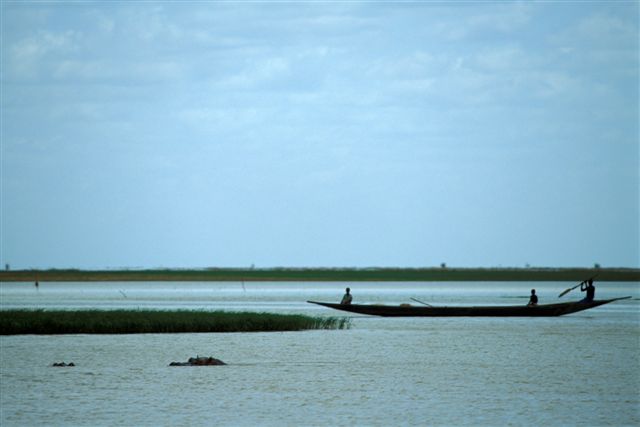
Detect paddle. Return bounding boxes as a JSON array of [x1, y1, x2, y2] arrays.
[[410, 297, 433, 307], [558, 273, 599, 298]]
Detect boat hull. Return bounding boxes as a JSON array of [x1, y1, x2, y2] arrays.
[[307, 297, 631, 317]]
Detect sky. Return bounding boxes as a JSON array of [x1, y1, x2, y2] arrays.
[[1, 1, 638, 270]]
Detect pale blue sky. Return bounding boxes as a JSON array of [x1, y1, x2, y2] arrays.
[[1, 1, 638, 269]]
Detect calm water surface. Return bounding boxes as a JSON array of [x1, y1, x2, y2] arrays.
[[1, 281, 639, 426]]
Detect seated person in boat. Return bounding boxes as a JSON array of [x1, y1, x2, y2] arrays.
[[527, 289, 538, 306], [581, 279, 595, 302], [340, 287, 352, 305]]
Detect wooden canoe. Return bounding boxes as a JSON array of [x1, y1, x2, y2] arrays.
[[307, 297, 631, 317]]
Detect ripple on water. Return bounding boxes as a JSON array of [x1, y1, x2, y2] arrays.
[[1, 282, 639, 426]]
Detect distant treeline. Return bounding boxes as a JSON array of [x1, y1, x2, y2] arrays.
[[1, 267, 638, 282]]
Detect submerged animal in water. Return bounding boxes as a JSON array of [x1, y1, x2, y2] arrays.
[[169, 356, 226, 366]]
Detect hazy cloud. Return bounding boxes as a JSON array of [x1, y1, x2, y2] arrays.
[[1, 2, 637, 268]]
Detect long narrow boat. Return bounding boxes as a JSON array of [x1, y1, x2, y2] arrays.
[[307, 297, 631, 317]]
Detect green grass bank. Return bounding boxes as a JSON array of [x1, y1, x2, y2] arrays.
[[0, 310, 350, 335], [1, 267, 638, 282]]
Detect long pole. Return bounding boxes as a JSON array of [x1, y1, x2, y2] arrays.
[[410, 297, 433, 307], [558, 273, 599, 298]]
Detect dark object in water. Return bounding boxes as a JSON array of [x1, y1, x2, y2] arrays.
[[307, 296, 632, 317], [52, 362, 75, 367], [169, 356, 226, 366]]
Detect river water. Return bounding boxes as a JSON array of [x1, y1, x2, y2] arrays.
[[1, 281, 638, 426]]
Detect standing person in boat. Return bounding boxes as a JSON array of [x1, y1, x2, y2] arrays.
[[340, 287, 352, 305], [527, 289, 538, 306], [581, 279, 596, 302]]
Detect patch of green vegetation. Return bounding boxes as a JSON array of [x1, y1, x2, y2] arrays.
[[0, 310, 350, 335], [1, 267, 638, 282]]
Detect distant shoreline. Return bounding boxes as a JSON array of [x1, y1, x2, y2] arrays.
[[1, 267, 638, 282]]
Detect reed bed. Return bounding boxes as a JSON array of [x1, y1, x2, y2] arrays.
[[0, 310, 350, 335]]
